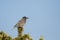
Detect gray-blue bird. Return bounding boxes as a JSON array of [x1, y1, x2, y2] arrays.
[[14, 16, 28, 28]]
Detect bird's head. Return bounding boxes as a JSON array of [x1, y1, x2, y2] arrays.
[[23, 16, 29, 19]]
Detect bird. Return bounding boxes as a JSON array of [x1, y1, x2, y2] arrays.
[[14, 16, 28, 28]]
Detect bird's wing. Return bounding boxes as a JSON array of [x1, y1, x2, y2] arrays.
[[18, 18, 26, 27], [14, 18, 26, 28]]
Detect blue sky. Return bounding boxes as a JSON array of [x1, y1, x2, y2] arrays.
[[0, 0, 60, 40]]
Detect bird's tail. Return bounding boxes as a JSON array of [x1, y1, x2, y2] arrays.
[[12, 24, 17, 30]]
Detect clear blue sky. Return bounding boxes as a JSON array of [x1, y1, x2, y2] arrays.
[[0, 0, 60, 40]]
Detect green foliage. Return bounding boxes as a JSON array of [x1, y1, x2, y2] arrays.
[[0, 31, 12, 40], [39, 35, 44, 40], [0, 27, 43, 40], [0, 31, 33, 40], [13, 34, 32, 40]]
